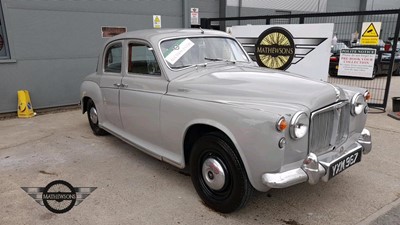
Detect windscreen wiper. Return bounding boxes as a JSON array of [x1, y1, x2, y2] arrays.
[[204, 57, 224, 61], [204, 57, 236, 63], [172, 63, 207, 70]]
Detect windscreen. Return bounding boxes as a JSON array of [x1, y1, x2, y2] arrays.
[[160, 37, 249, 69]]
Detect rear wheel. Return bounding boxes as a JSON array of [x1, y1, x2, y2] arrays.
[[86, 99, 107, 136], [190, 132, 253, 213]]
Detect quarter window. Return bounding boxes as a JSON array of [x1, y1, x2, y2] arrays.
[[128, 44, 161, 75], [0, 1, 10, 59], [104, 43, 122, 73]]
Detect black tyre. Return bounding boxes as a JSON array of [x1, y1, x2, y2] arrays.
[[86, 99, 107, 136], [190, 132, 253, 213], [329, 68, 338, 77]]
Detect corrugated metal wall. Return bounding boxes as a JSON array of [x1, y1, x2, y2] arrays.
[[190, 0, 220, 18], [0, 0, 220, 113], [227, 0, 327, 12], [0, 0, 398, 113]]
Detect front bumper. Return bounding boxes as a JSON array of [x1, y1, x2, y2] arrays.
[[262, 128, 371, 188]]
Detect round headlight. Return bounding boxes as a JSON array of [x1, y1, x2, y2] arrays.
[[351, 93, 365, 116], [290, 112, 309, 139]]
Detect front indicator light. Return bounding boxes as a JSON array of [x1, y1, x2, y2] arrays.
[[364, 91, 371, 101], [276, 117, 287, 132]]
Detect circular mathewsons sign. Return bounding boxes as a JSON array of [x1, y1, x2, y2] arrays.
[[255, 27, 295, 70]]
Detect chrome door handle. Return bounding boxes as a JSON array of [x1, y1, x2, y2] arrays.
[[113, 83, 128, 88]]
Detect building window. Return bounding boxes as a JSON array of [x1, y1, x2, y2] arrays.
[[0, 1, 10, 59]]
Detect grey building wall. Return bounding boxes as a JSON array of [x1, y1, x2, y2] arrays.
[[225, 6, 307, 27], [224, 0, 398, 42], [367, 0, 400, 10], [322, 0, 362, 41], [224, 0, 328, 27], [189, 0, 220, 20], [227, 0, 327, 12], [0, 0, 219, 113], [326, 0, 361, 12], [326, 0, 399, 42]]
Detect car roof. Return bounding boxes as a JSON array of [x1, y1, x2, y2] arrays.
[[106, 28, 232, 44]]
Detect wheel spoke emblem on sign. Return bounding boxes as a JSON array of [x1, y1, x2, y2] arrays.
[[255, 27, 295, 70]]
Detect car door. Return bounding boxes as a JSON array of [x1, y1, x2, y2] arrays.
[[119, 40, 169, 155], [99, 41, 124, 130]]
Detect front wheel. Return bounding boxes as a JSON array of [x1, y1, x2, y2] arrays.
[[328, 67, 338, 77], [86, 99, 107, 136], [190, 132, 253, 213]]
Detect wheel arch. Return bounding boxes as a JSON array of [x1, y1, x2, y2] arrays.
[[182, 120, 254, 188], [80, 80, 103, 114]]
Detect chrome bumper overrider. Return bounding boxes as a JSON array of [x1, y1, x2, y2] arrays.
[[262, 129, 372, 189], [358, 128, 372, 154]]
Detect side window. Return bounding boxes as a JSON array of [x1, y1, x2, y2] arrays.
[[0, 2, 10, 59], [104, 43, 122, 73], [128, 43, 161, 75]]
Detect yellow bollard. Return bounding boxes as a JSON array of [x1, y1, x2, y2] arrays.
[[17, 90, 36, 118]]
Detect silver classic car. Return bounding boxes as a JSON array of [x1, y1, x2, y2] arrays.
[[80, 29, 372, 213]]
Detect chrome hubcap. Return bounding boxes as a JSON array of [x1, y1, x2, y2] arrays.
[[89, 107, 98, 124], [202, 158, 226, 191]]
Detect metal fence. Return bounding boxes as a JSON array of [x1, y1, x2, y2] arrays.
[[201, 9, 400, 110]]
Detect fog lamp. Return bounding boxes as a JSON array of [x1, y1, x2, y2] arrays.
[[278, 137, 286, 149]]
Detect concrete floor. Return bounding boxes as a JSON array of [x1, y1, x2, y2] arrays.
[[1, 77, 400, 225]]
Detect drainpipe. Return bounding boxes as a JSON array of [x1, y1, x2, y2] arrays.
[[238, 0, 242, 25], [183, 0, 189, 28], [220, 0, 226, 31], [357, 0, 368, 38]]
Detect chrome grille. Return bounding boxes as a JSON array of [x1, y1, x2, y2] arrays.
[[309, 102, 349, 155]]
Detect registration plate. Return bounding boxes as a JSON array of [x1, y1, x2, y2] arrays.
[[328, 149, 362, 179]]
